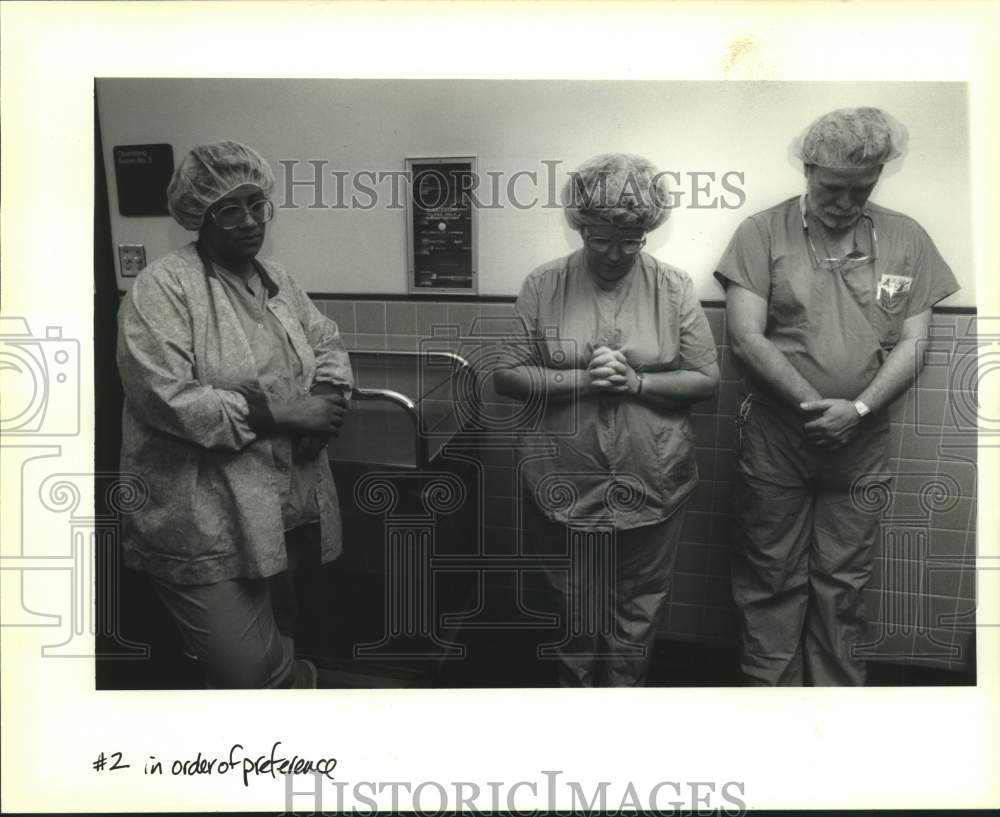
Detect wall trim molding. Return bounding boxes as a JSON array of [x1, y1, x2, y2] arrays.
[[116, 289, 979, 315], [304, 294, 979, 315]]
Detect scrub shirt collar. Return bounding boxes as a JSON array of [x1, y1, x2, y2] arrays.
[[195, 240, 279, 299]]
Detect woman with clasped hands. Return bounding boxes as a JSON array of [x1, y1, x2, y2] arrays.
[[117, 141, 354, 688], [495, 154, 719, 686]]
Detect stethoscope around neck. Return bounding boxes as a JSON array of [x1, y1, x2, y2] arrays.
[[799, 194, 878, 271]]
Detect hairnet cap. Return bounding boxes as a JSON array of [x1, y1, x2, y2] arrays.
[[166, 140, 276, 231], [562, 153, 671, 232], [794, 107, 909, 169]]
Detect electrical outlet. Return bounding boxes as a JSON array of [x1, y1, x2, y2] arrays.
[[118, 244, 147, 277]]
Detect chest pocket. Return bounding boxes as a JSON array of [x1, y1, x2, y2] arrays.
[[876, 274, 913, 310], [871, 273, 914, 350]]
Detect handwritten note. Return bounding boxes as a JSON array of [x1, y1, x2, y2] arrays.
[[92, 742, 337, 788]]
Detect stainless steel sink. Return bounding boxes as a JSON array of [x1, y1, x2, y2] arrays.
[[328, 350, 476, 469]]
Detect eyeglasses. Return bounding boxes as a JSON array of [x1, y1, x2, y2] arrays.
[[584, 233, 647, 255], [210, 199, 274, 230], [801, 199, 877, 271]]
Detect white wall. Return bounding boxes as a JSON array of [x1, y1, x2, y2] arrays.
[[98, 79, 971, 304]]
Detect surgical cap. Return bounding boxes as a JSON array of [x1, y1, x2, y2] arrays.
[[166, 140, 276, 231], [562, 153, 670, 232], [794, 107, 908, 169]]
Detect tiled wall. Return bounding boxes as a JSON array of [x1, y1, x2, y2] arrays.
[[315, 295, 978, 675]]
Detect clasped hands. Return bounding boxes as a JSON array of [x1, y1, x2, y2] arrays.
[[588, 349, 860, 445], [270, 389, 350, 460], [586, 345, 641, 395], [800, 398, 862, 449]]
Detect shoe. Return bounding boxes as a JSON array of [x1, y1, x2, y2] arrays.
[[294, 658, 318, 689]]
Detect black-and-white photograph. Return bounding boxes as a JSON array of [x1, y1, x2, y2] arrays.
[[3, 3, 998, 815], [92, 78, 976, 691]]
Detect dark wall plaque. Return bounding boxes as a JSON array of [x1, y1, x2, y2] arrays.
[[113, 143, 174, 216], [406, 157, 477, 294]]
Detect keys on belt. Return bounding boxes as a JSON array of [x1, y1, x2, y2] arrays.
[[735, 394, 753, 452]]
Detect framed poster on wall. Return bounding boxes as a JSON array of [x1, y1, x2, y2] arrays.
[[406, 156, 478, 295]]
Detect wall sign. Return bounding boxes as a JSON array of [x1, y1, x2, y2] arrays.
[[113, 143, 174, 216], [406, 156, 478, 295]]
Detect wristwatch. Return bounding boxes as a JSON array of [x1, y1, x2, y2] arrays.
[[853, 399, 871, 418]]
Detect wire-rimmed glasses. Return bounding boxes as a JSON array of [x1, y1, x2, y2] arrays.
[[210, 199, 274, 230]]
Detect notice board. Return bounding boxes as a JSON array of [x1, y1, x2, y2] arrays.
[[113, 143, 175, 217], [406, 157, 478, 294]]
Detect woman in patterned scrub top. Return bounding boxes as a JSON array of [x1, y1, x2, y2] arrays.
[[117, 141, 353, 688]]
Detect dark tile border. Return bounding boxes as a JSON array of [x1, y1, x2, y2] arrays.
[[117, 288, 979, 315]]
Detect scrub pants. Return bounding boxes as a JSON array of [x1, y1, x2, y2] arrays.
[[731, 398, 890, 686], [526, 496, 686, 687], [151, 524, 321, 689]]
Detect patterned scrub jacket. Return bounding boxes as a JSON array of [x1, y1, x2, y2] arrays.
[[117, 242, 354, 585]]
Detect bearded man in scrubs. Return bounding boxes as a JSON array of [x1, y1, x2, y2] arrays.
[[714, 108, 960, 685]]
